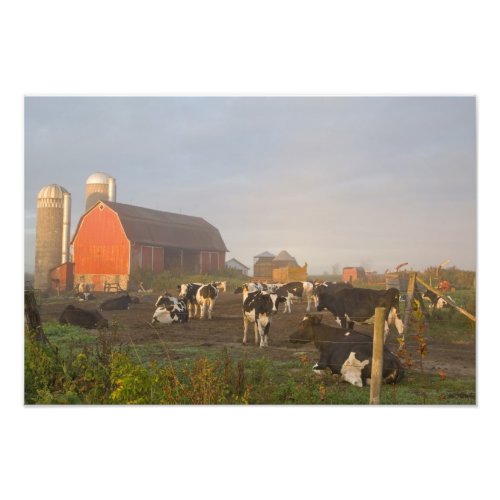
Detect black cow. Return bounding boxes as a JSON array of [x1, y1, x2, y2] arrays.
[[276, 281, 315, 313], [178, 283, 204, 318], [312, 281, 353, 307], [59, 305, 109, 329], [152, 300, 188, 324], [289, 314, 404, 386], [242, 291, 286, 347], [99, 294, 133, 311], [316, 287, 404, 341]]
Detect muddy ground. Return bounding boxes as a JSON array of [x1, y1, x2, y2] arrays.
[[39, 291, 476, 378]]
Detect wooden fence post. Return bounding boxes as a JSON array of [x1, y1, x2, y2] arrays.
[[403, 271, 417, 332], [369, 307, 386, 405]]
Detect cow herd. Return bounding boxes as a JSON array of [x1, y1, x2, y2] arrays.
[[58, 279, 407, 388]]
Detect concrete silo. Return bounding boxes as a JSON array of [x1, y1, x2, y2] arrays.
[[34, 184, 71, 291], [85, 172, 116, 211]]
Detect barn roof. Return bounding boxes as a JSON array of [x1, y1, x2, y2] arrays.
[[76, 201, 228, 252], [226, 258, 250, 270], [273, 250, 296, 262], [254, 251, 275, 258]]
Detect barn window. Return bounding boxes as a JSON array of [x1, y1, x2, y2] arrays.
[[99, 204, 104, 211]]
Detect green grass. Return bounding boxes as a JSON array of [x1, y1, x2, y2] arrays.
[[42, 320, 98, 356]]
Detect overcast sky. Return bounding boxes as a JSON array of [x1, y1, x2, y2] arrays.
[[24, 96, 476, 275]]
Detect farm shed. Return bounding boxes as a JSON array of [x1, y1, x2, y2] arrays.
[[72, 200, 228, 291], [253, 251, 275, 280], [225, 258, 250, 275], [342, 266, 366, 283]]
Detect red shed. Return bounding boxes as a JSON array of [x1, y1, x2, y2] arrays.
[[72, 201, 228, 291]]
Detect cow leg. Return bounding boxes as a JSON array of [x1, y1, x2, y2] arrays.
[[254, 322, 259, 345], [207, 299, 213, 319], [285, 297, 292, 313], [384, 321, 389, 343], [259, 319, 270, 348], [243, 316, 249, 345], [305, 296, 311, 313], [340, 316, 347, 329]]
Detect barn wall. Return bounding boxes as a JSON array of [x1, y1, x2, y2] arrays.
[[200, 251, 225, 274], [49, 262, 74, 292], [73, 204, 130, 290]]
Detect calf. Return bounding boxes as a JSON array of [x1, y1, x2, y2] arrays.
[[177, 283, 204, 318], [242, 290, 286, 347], [59, 305, 109, 329], [276, 281, 315, 313], [289, 314, 404, 386], [99, 294, 133, 311], [214, 281, 227, 293], [152, 300, 188, 324], [196, 283, 219, 319], [316, 287, 404, 342]]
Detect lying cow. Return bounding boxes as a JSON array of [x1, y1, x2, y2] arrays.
[[178, 283, 204, 318], [316, 286, 404, 342], [59, 305, 109, 329], [99, 294, 133, 311], [276, 281, 315, 313], [289, 314, 404, 386], [76, 292, 96, 302], [152, 300, 188, 324], [242, 290, 286, 347], [155, 291, 180, 308]]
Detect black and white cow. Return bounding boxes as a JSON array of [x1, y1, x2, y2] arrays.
[[276, 281, 315, 313], [311, 281, 353, 307], [214, 281, 227, 293], [234, 282, 263, 294], [99, 294, 133, 311], [152, 300, 188, 324], [155, 291, 180, 308], [242, 290, 286, 347], [316, 287, 404, 342], [423, 290, 450, 309], [261, 283, 283, 293], [289, 314, 404, 387], [196, 283, 219, 319], [76, 292, 96, 302], [177, 283, 204, 318], [59, 305, 109, 329]]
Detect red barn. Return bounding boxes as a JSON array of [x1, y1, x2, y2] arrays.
[[72, 201, 228, 291]]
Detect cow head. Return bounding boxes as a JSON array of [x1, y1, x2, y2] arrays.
[[269, 293, 286, 314], [289, 314, 323, 343]]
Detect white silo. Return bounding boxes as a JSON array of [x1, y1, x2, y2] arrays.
[[34, 184, 71, 291], [85, 172, 117, 211]]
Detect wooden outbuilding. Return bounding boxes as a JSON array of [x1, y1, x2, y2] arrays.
[[342, 266, 366, 283], [72, 200, 228, 291]]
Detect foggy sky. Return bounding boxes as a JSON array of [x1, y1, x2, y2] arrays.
[[24, 96, 476, 275]]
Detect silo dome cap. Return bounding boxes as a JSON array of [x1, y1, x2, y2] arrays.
[[37, 184, 69, 199], [86, 172, 114, 184]]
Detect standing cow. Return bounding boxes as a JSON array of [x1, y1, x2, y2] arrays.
[[316, 287, 404, 342], [289, 314, 404, 387], [196, 283, 219, 319], [276, 281, 315, 313], [242, 290, 286, 347], [177, 283, 204, 318]]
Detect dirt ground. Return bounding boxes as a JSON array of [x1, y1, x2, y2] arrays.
[[39, 291, 476, 378]]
